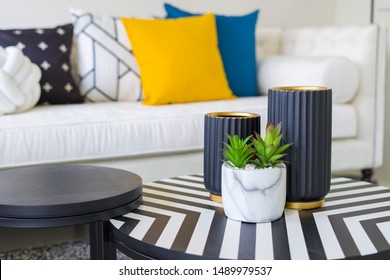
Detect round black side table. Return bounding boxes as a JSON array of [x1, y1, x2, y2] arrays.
[[0, 165, 142, 259]]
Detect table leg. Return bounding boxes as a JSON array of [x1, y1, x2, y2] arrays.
[[89, 221, 117, 260]]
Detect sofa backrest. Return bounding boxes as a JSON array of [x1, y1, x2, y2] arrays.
[[256, 28, 283, 59]]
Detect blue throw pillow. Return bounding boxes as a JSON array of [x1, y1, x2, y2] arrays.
[[164, 3, 259, 97]]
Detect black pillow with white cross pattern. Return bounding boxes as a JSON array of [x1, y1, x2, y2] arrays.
[[0, 23, 84, 104]]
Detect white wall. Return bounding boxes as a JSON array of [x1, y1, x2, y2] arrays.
[[0, 0, 336, 29], [260, 0, 336, 27], [334, 0, 372, 25]]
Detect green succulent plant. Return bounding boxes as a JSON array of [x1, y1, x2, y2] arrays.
[[222, 134, 255, 169], [222, 122, 292, 169], [251, 122, 292, 168]]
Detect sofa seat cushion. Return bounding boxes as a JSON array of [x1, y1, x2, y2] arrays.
[[0, 97, 356, 168]]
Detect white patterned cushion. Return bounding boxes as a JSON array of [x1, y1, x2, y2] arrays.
[[0, 46, 41, 115], [70, 8, 142, 102]]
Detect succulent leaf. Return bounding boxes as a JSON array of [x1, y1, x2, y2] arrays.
[[274, 122, 282, 137], [274, 143, 292, 155], [272, 134, 283, 147]]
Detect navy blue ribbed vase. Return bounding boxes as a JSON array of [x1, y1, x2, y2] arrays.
[[268, 86, 332, 209], [204, 112, 261, 202]]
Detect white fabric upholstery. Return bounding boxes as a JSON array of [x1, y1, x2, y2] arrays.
[[0, 98, 356, 169], [256, 28, 282, 59], [0, 46, 41, 115], [258, 55, 359, 103]]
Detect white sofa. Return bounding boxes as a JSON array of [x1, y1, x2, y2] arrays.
[[0, 25, 384, 183], [0, 22, 386, 183]]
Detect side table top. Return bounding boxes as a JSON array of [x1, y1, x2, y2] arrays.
[[110, 174, 390, 260], [0, 165, 142, 219]]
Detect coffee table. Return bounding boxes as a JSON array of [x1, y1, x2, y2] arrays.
[[110, 174, 390, 259], [0, 165, 142, 259]]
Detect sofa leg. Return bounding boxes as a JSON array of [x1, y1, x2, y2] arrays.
[[361, 169, 374, 182]]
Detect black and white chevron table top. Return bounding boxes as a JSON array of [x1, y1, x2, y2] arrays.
[[110, 175, 390, 260]]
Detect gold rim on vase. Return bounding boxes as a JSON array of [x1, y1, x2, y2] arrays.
[[206, 112, 260, 119], [270, 86, 330, 92]]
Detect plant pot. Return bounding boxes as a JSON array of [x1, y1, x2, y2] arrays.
[[221, 163, 286, 223], [203, 112, 261, 202], [268, 86, 332, 209]]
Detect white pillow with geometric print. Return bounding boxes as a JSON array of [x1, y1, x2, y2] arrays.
[[70, 8, 142, 102]]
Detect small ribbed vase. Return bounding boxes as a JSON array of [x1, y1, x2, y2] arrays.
[[268, 86, 332, 209], [204, 112, 261, 202]]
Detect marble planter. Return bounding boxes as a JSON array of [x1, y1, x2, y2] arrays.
[[221, 163, 286, 223]]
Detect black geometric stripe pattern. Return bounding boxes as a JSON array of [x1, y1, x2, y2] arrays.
[[110, 176, 390, 259], [71, 10, 142, 102]]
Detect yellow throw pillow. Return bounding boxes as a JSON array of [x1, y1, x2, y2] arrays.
[[121, 14, 235, 105]]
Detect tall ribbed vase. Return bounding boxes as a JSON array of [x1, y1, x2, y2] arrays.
[[268, 86, 332, 209], [204, 112, 261, 202]]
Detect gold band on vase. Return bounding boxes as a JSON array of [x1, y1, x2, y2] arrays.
[[285, 199, 324, 210], [210, 194, 222, 203]]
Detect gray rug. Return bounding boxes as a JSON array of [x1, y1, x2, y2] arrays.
[[0, 239, 130, 260]]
